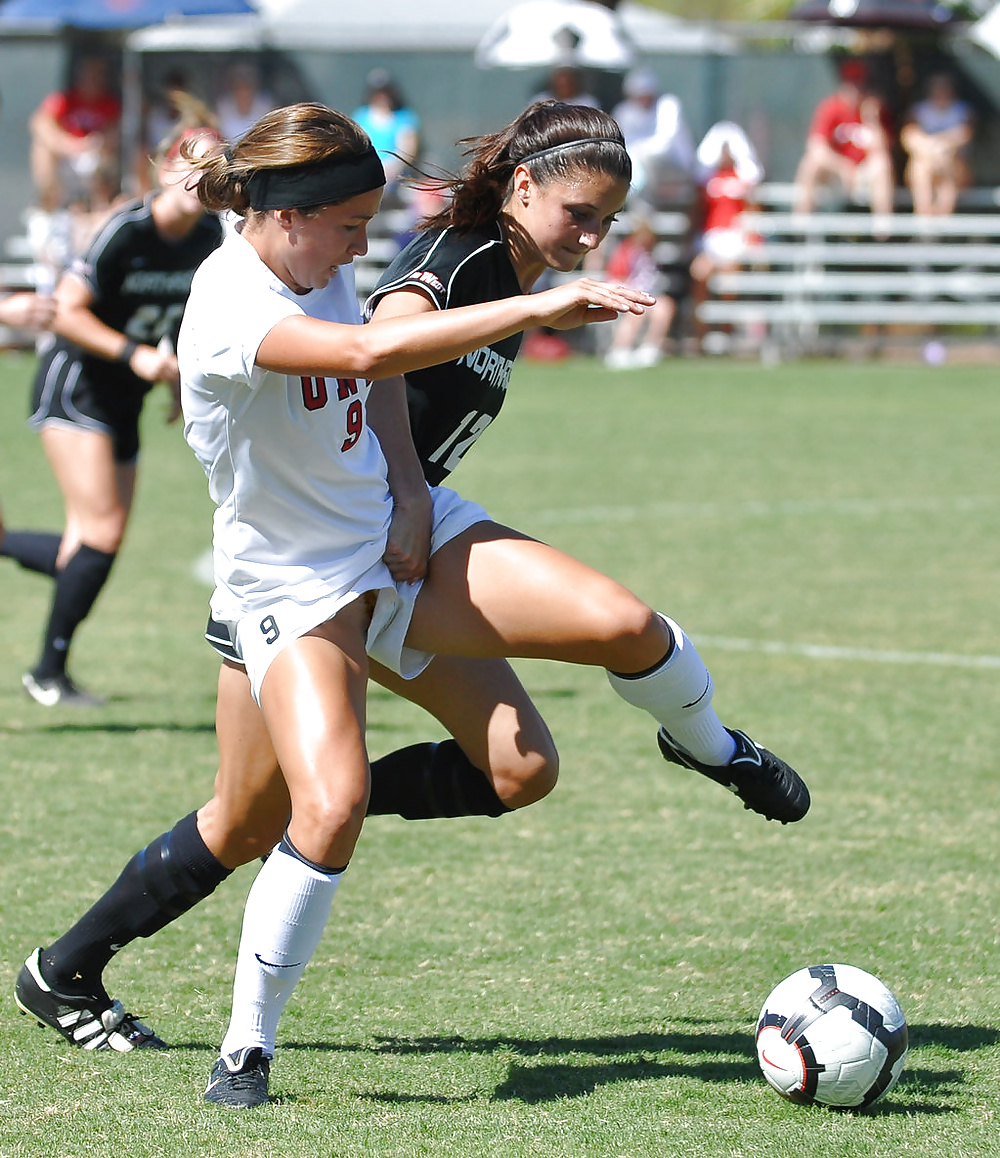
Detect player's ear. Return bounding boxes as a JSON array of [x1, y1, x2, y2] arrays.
[[273, 208, 296, 233], [512, 164, 533, 207]]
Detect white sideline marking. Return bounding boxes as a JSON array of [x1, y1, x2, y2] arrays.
[[528, 494, 997, 526], [697, 635, 1000, 670]]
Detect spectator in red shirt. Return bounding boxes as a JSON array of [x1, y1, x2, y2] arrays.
[[30, 56, 121, 213], [689, 121, 763, 348], [793, 59, 894, 217]]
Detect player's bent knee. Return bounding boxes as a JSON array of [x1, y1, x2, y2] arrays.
[[293, 785, 369, 846], [598, 599, 666, 668], [495, 742, 560, 810], [83, 517, 127, 555]]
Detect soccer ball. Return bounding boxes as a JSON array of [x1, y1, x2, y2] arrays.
[[755, 963, 908, 1109]]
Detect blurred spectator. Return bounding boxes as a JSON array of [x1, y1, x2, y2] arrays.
[[533, 65, 601, 109], [793, 59, 894, 217], [612, 68, 695, 208], [901, 73, 973, 217], [144, 91, 218, 187], [136, 69, 198, 194], [215, 61, 274, 142], [393, 181, 448, 252], [352, 68, 420, 206], [689, 122, 764, 349], [0, 81, 62, 349], [30, 56, 121, 215], [144, 69, 193, 156], [603, 214, 676, 369]]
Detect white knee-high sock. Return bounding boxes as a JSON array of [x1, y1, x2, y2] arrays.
[[220, 841, 344, 1058], [606, 614, 736, 766]]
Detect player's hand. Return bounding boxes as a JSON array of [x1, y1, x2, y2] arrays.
[[129, 343, 179, 388], [0, 292, 56, 332], [383, 491, 432, 583], [532, 277, 654, 331]]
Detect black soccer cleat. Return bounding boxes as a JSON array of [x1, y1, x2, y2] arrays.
[[14, 948, 165, 1052], [21, 672, 106, 708], [657, 727, 810, 824], [204, 1047, 272, 1108]]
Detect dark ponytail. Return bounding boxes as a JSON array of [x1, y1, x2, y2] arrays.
[[422, 101, 630, 234]]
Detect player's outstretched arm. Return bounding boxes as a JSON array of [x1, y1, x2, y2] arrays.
[[255, 281, 653, 383]]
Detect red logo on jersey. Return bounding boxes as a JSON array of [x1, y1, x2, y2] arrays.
[[413, 270, 445, 294], [301, 376, 364, 451], [301, 376, 328, 410]]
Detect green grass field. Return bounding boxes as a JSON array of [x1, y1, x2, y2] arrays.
[[2, 350, 1000, 1157]]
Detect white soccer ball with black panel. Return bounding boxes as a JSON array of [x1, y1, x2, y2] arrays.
[[755, 963, 908, 1109]]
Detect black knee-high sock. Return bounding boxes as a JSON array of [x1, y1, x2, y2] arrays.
[[0, 530, 61, 577], [40, 812, 231, 999], [367, 740, 511, 819], [33, 544, 116, 680]]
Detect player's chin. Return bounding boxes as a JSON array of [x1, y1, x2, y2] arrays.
[[551, 250, 588, 273]]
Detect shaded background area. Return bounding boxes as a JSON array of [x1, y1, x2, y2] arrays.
[[1, 1, 1000, 245]]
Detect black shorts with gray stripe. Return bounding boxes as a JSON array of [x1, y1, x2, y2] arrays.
[[205, 614, 245, 666], [29, 339, 152, 464]]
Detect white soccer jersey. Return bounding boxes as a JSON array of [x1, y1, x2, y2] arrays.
[[179, 228, 393, 622]]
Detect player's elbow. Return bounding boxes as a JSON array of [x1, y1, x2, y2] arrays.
[[345, 330, 404, 380]]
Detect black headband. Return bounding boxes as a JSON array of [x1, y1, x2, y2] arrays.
[[515, 137, 626, 167], [246, 147, 386, 210]]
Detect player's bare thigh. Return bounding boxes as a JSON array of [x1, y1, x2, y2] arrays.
[[39, 424, 132, 557], [198, 660, 289, 868], [407, 522, 669, 672], [258, 599, 372, 867]]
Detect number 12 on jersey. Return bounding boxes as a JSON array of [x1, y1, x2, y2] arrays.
[[427, 410, 494, 474]]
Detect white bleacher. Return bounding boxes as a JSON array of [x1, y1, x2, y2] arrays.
[[697, 195, 1000, 347]]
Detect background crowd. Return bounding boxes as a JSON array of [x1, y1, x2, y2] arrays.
[[7, 46, 983, 367]]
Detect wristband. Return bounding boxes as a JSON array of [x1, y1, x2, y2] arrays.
[[116, 338, 138, 364]]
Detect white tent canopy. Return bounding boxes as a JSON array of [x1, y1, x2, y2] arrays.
[[475, 0, 636, 69], [126, 0, 736, 54], [969, 2, 1000, 58]]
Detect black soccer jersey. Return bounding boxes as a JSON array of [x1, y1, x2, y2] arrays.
[[366, 223, 523, 485], [65, 195, 223, 391]]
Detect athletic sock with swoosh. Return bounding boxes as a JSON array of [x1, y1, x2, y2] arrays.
[[219, 838, 345, 1058], [606, 613, 737, 767]]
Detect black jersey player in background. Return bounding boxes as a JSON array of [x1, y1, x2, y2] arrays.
[[15, 103, 808, 1087], [1, 106, 224, 707]]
